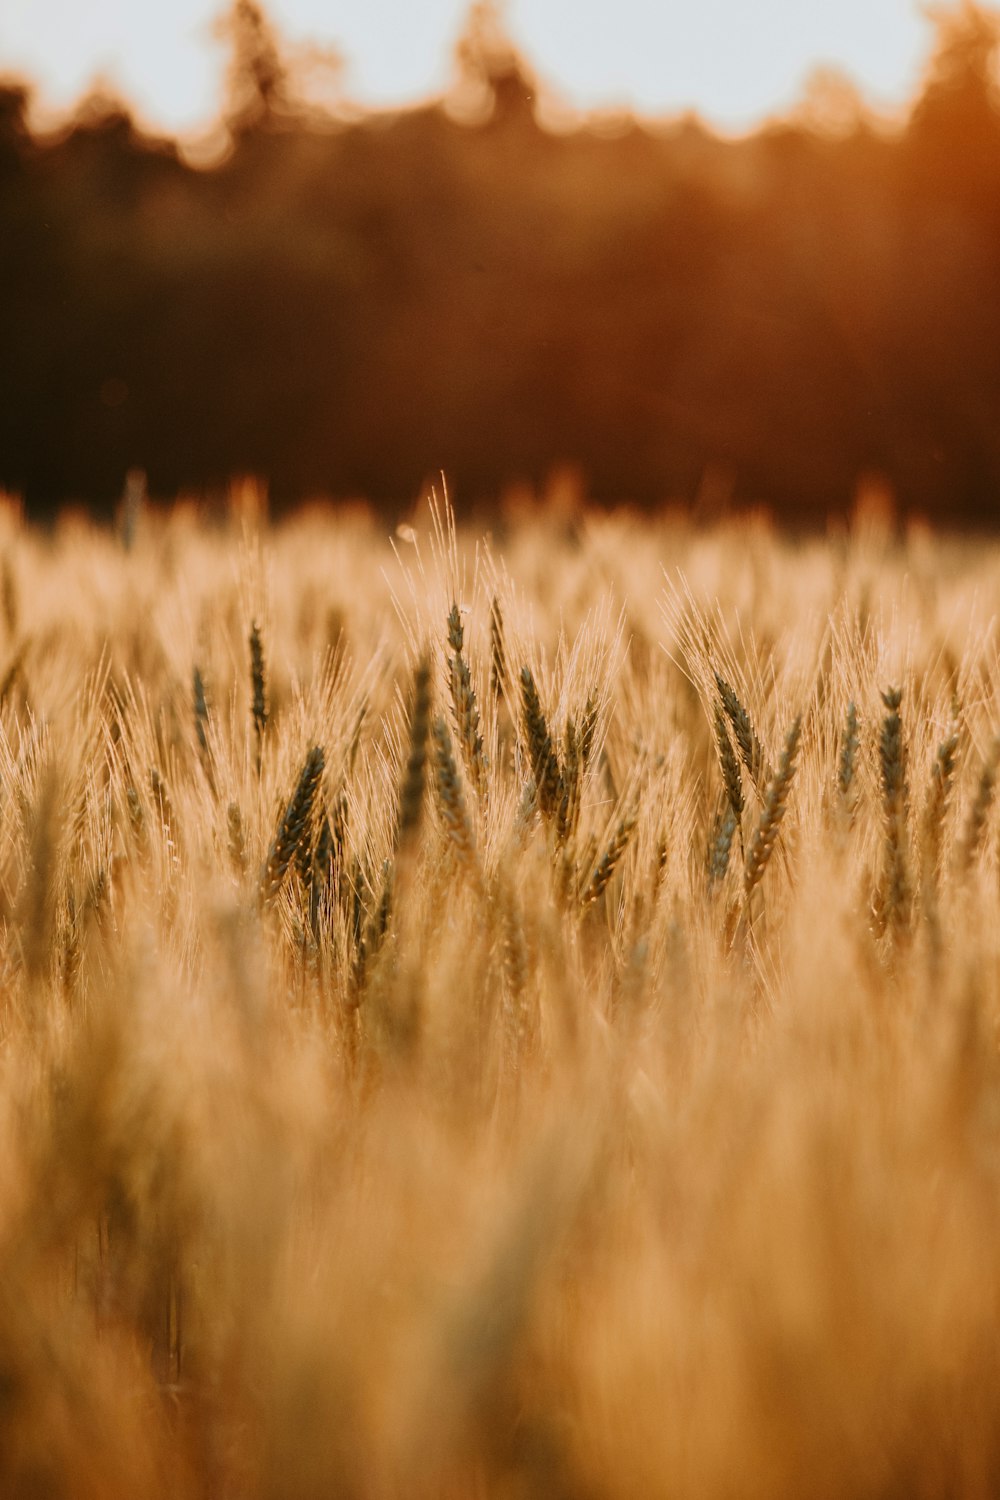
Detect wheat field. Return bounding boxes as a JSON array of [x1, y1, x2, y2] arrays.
[[2, 490, 1000, 1497]]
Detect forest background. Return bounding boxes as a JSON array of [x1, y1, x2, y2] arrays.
[[2, 1, 1000, 525]]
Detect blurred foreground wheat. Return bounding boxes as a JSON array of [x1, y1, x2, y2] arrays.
[[0, 493, 999, 1497]]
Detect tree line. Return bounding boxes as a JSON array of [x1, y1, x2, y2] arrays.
[[2, 1, 1000, 524]]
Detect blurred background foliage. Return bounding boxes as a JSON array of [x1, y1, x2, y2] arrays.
[[2, 0, 1000, 523]]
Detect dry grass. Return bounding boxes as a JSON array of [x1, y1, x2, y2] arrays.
[[1, 492, 1000, 1496]]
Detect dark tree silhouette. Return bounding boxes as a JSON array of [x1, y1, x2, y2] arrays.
[[1, 2, 1000, 525], [218, 0, 293, 131]]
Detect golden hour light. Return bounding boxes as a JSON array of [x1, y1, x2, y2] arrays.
[[4, 3, 1000, 1497], [2, 0, 935, 132]]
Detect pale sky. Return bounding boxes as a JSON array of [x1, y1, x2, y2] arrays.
[[0, 0, 954, 136]]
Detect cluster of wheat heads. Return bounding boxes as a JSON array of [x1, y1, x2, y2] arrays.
[[2, 496, 1000, 1496]]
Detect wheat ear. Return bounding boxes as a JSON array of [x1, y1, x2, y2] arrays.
[[193, 666, 209, 755], [308, 805, 334, 936], [581, 814, 638, 907], [713, 704, 745, 855], [556, 718, 580, 847], [520, 667, 563, 823], [715, 672, 772, 790], [249, 620, 268, 771], [398, 656, 432, 848], [837, 701, 859, 809], [351, 858, 393, 1003], [707, 795, 738, 885], [878, 686, 910, 935], [489, 596, 508, 700], [432, 714, 479, 879], [923, 725, 959, 884], [580, 694, 599, 773], [150, 767, 180, 855], [227, 801, 247, 877], [446, 603, 486, 796], [744, 715, 801, 900], [261, 745, 325, 906], [959, 735, 1000, 872]]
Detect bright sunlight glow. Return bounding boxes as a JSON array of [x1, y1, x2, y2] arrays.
[[0, 0, 943, 136]]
